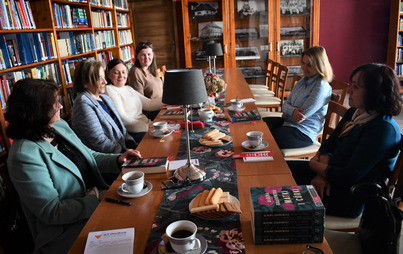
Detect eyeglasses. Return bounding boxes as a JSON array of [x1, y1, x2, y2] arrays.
[[301, 245, 324, 254], [160, 176, 191, 190]]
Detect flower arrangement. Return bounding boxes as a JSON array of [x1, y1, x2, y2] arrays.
[[204, 73, 227, 96]]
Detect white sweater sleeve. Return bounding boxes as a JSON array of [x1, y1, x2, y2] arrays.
[[105, 86, 150, 133]]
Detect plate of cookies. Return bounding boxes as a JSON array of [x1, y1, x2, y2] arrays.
[[199, 129, 232, 147], [189, 187, 241, 220]]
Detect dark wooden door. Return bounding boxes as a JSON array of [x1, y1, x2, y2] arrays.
[[129, 0, 180, 69]]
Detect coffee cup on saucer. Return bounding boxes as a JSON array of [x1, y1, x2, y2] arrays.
[[122, 171, 144, 194], [230, 99, 243, 110], [247, 131, 263, 147], [153, 121, 168, 135], [198, 108, 214, 122], [165, 220, 201, 253]]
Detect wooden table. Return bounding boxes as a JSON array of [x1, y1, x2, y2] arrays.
[[69, 68, 332, 254]]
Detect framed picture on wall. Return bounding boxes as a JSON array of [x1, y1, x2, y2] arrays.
[[235, 47, 260, 60], [198, 21, 223, 39], [240, 66, 264, 79], [235, 28, 258, 38], [280, 0, 309, 15], [287, 65, 302, 76], [190, 2, 220, 19], [280, 39, 304, 57], [280, 26, 307, 37], [237, 0, 266, 17]]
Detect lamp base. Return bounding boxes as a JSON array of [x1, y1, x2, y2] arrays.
[[174, 163, 206, 182]]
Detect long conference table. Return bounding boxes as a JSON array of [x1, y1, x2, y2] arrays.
[[69, 68, 333, 253]]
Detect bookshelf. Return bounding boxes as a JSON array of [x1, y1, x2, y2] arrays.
[[387, 0, 403, 86], [0, 0, 136, 156]]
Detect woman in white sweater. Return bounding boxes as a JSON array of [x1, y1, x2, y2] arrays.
[[105, 59, 164, 143]]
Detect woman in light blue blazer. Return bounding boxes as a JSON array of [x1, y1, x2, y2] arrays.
[[71, 60, 137, 153], [6, 79, 141, 254]]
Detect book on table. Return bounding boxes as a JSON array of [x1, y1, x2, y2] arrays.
[[159, 109, 185, 119], [122, 156, 169, 174], [227, 110, 261, 122], [250, 185, 325, 244]]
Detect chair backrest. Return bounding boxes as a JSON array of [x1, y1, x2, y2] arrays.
[[158, 65, 167, 83], [389, 134, 403, 187], [291, 74, 303, 91], [273, 63, 289, 107], [321, 100, 348, 144], [264, 59, 276, 92], [330, 79, 349, 105]]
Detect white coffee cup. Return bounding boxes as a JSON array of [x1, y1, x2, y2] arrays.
[[166, 220, 200, 253], [247, 131, 263, 147], [153, 121, 168, 134], [198, 108, 214, 122], [122, 171, 144, 194], [230, 99, 243, 109]]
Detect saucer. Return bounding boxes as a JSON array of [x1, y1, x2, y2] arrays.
[[158, 234, 207, 254], [117, 180, 152, 198], [151, 129, 173, 138], [241, 140, 269, 151], [228, 105, 245, 112]]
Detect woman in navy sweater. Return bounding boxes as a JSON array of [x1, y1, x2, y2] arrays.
[[288, 63, 402, 218]]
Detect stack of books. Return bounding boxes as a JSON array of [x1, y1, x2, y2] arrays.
[[250, 185, 325, 245], [227, 110, 261, 122]]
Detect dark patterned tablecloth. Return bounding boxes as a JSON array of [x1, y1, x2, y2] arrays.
[[144, 108, 246, 254]]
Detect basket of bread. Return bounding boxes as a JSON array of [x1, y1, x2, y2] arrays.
[[189, 187, 241, 220], [199, 129, 232, 147]]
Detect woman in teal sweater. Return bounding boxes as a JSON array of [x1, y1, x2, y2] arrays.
[[288, 63, 402, 218], [6, 79, 141, 253]]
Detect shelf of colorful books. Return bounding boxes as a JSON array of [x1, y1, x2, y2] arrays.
[[51, 2, 89, 29], [0, 31, 58, 70], [0, 0, 38, 30]]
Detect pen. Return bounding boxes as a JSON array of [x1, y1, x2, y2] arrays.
[[105, 197, 133, 206]]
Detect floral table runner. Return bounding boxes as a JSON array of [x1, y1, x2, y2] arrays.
[[145, 97, 246, 254]]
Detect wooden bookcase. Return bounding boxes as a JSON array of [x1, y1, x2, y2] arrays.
[[0, 0, 136, 156], [181, 0, 319, 83], [387, 0, 403, 85]]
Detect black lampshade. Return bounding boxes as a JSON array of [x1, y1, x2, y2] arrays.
[[205, 43, 223, 56], [162, 69, 208, 105]]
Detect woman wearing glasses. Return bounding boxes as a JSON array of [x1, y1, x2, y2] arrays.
[[71, 60, 137, 153], [129, 41, 163, 100], [105, 58, 164, 144]]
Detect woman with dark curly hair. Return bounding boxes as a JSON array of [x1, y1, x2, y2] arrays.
[[288, 63, 402, 218], [6, 79, 141, 253]]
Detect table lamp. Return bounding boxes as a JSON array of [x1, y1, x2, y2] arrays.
[[205, 43, 223, 74], [162, 69, 208, 182]]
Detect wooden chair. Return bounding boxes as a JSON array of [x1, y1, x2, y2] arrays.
[[284, 74, 303, 98], [254, 63, 289, 111], [249, 59, 276, 95], [325, 133, 403, 232], [281, 100, 348, 159], [330, 79, 349, 105], [157, 65, 167, 83]]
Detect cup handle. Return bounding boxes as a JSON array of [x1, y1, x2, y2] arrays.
[[121, 183, 130, 193], [189, 238, 201, 251]]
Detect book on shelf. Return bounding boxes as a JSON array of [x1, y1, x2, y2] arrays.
[[227, 110, 261, 122], [0, 35, 13, 69], [121, 156, 169, 174], [159, 110, 185, 119]]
